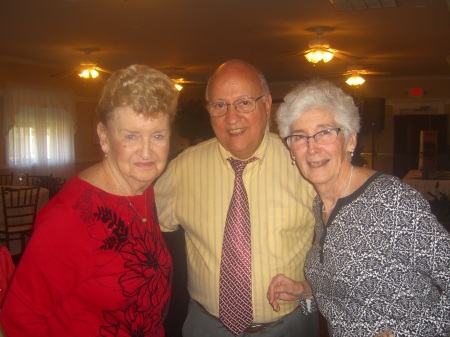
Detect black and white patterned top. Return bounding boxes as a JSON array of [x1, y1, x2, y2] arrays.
[[304, 172, 450, 337]]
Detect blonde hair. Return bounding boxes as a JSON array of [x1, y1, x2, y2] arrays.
[[97, 64, 179, 125]]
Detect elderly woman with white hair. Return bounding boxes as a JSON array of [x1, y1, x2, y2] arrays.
[[267, 79, 450, 336]]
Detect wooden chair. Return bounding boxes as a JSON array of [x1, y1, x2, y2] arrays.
[[0, 173, 14, 186], [0, 186, 40, 253], [48, 176, 67, 199], [26, 174, 66, 199], [26, 174, 51, 187]]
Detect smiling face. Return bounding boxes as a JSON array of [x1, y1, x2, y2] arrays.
[[98, 107, 170, 194], [207, 61, 271, 159], [290, 108, 356, 191]]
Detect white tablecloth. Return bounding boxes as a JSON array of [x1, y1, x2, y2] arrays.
[[0, 186, 49, 255], [402, 170, 450, 201]]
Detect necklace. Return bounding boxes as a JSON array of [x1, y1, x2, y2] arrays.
[[322, 165, 354, 213], [126, 195, 147, 223], [112, 182, 147, 223]]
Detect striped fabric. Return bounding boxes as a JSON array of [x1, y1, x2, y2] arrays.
[[155, 130, 316, 323]]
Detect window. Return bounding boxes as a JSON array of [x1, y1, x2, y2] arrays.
[[4, 85, 76, 179]]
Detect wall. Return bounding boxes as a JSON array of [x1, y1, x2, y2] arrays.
[[73, 98, 104, 173]]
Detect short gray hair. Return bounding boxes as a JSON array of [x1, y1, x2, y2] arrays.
[[276, 79, 360, 139]]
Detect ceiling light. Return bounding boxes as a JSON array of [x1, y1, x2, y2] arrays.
[[346, 75, 365, 86], [172, 79, 184, 91], [78, 67, 99, 79], [305, 49, 334, 63]]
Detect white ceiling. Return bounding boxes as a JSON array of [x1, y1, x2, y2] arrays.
[[0, 0, 449, 93]]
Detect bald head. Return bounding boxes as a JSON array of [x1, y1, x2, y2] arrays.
[[206, 60, 269, 101]]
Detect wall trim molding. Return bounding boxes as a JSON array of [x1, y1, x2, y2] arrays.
[[387, 99, 450, 115]]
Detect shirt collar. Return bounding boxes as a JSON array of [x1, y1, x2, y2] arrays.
[[217, 129, 269, 166]]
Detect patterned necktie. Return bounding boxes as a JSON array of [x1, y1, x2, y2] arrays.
[[219, 157, 257, 336]]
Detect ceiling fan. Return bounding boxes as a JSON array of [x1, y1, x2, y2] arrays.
[[172, 77, 205, 91], [50, 48, 112, 79], [343, 65, 390, 85], [162, 67, 205, 91], [280, 26, 366, 64]]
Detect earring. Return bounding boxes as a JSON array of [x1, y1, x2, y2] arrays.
[[291, 157, 296, 165], [350, 150, 354, 158], [104, 151, 108, 158]]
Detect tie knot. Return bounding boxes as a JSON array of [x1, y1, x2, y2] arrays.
[[228, 157, 257, 176]]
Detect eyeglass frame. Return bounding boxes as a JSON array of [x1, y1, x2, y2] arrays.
[[205, 94, 266, 117], [283, 128, 342, 149]]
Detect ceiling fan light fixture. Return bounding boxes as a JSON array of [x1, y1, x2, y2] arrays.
[[346, 75, 365, 86], [322, 51, 334, 62], [90, 68, 99, 78], [78, 67, 99, 79], [78, 69, 89, 78], [172, 79, 184, 91], [305, 49, 334, 63]]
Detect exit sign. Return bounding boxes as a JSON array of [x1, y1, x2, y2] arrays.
[[409, 88, 424, 98]]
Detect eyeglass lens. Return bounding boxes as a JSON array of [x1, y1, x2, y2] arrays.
[[287, 128, 341, 148], [207, 95, 264, 117]]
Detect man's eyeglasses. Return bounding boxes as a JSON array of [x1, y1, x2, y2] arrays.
[[284, 128, 342, 149], [206, 94, 265, 117]]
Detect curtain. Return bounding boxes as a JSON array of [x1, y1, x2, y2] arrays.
[[3, 84, 77, 180]]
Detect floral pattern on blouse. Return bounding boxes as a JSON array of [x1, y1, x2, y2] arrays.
[[83, 187, 172, 336]]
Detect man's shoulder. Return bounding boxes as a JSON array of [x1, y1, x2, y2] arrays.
[[267, 131, 284, 141], [170, 138, 219, 163], [267, 132, 286, 146], [265, 131, 292, 158]]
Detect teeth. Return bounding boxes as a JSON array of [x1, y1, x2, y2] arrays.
[[309, 161, 324, 168], [229, 128, 244, 135]]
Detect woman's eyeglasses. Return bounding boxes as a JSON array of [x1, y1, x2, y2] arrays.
[[284, 128, 342, 149]]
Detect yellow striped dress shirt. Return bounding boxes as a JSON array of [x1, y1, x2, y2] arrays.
[[155, 130, 316, 323]]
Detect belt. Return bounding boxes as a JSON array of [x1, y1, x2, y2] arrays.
[[244, 322, 273, 333], [194, 300, 275, 334]]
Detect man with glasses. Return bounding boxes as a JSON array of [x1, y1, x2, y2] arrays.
[[155, 59, 318, 336]]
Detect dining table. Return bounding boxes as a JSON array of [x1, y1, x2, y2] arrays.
[[0, 186, 50, 255], [402, 170, 450, 201]]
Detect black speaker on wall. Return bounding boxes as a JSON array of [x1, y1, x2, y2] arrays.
[[360, 98, 385, 132]]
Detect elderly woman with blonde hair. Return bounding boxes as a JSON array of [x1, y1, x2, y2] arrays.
[[1, 65, 179, 336]]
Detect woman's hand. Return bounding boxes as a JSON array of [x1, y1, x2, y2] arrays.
[[375, 331, 394, 337], [267, 273, 312, 312]]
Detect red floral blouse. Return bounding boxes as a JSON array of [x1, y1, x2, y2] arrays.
[[1, 176, 172, 337]]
